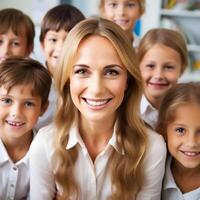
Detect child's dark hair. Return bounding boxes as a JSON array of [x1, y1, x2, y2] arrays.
[[156, 82, 200, 139], [0, 57, 52, 106], [0, 8, 35, 50], [40, 4, 85, 42]]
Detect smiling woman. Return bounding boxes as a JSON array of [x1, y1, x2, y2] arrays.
[[29, 17, 166, 200]]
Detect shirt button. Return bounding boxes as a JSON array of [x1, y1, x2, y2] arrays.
[[10, 184, 15, 188], [13, 167, 17, 171], [8, 197, 14, 200]]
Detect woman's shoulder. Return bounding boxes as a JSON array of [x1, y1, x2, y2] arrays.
[[144, 128, 167, 162], [32, 123, 56, 148]]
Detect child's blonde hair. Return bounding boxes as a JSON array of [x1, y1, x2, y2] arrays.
[[99, 0, 145, 15], [138, 28, 188, 75], [54, 17, 147, 200], [156, 82, 200, 139]]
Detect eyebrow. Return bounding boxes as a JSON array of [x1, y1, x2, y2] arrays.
[[73, 64, 123, 69]]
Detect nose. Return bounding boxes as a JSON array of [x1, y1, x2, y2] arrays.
[[116, 4, 125, 16], [55, 40, 64, 53], [1, 42, 10, 56], [153, 67, 164, 80], [89, 74, 104, 95], [10, 103, 21, 118]]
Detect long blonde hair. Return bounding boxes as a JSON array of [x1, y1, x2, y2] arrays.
[[54, 17, 147, 200]]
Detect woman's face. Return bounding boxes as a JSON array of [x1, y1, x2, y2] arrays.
[[70, 35, 128, 124]]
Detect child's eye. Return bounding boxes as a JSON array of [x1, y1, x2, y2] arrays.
[[175, 127, 185, 135], [146, 64, 155, 69], [48, 38, 57, 43], [164, 65, 175, 70], [0, 39, 3, 45], [108, 2, 118, 8], [25, 101, 35, 107], [126, 2, 137, 8], [11, 41, 20, 47], [0, 98, 12, 105]]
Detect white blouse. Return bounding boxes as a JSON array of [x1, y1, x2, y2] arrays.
[[0, 140, 30, 200], [29, 124, 166, 200]]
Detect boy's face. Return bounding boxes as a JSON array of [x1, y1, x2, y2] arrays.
[[0, 29, 30, 63], [41, 29, 68, 76], [139, 43, 182, 108], [100, 0, 141, 34], [0, 83, 46, 142]]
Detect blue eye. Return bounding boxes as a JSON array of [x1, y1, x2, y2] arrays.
[[0, 98, 12, 105], [175, 127, 185, 135]]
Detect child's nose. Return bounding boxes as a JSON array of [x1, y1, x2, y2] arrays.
[[1, 43, 10, 55], [154, 68, 163, 79], [117, 4, 125, 15], [10, 104, 21, 118]]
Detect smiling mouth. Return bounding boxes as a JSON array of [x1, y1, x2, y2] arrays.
[[6, 120, 25, 127], [83, 98, 112, 107], [181, 150, 200, 157]]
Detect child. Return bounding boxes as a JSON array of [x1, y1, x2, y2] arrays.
[[138, 28, 188, 129], [99, 0, 145, 46], [0, 8, 35, 63], [30, 18, 166, 200], [0, 57, 51, 200], [157, 82, 200, 200], [36, 4, 85, 129]]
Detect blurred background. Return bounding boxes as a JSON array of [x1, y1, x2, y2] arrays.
[[1, 0, 200, 82]]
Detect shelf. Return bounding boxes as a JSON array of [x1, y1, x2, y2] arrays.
[[179, 70, 200, 82], [187, 44, 200, 52], [160, 9, 200, 17]]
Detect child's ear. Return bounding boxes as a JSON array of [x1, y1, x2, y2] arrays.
[[40, 101, 49, 116]]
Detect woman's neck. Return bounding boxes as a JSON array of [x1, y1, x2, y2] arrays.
[[79, 117, 115, 162]]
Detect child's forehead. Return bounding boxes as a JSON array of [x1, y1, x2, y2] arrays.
[[0, 83, 41, 98], [0, 25, 26, 37]]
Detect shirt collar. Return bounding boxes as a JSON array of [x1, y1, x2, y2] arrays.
[[66, 122, 124, 155], [0, 141, 29, 166], [163, 156, 177, 190], [0, 139, 9, 164], [140, 95, 156, 114]]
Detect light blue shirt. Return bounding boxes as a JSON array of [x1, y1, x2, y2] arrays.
[[162, 156, 200, 200]]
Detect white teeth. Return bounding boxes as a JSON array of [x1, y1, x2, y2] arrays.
[[183, 151, 199, 156], [85, 99, 109, 106], [6, 121, 24, 127]]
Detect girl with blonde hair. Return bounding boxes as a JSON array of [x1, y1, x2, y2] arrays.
[[157, 82, 200, 200], [30, 18, 166, 200], [138, 28, 188, 129]]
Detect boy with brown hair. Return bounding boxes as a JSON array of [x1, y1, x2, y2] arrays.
[[0, 57, 51, 200], [0, 8, 35, 63]]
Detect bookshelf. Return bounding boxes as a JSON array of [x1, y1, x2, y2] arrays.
[[141, 0, 200, 82]]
